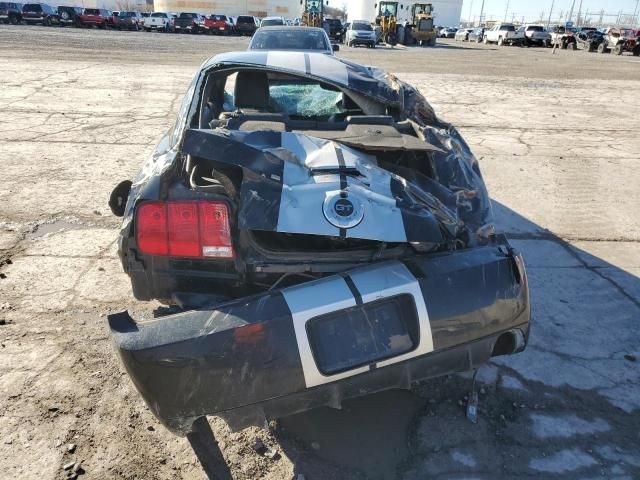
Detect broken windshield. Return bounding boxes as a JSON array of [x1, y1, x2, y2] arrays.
[[269, 81, 343, 118]]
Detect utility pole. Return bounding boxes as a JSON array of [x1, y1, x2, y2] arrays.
[[504, 0, 509, 22], [468, 0, 474, 25], [478, 0, 485, 26], [547, 0, 554, 28], [634, 0, 640, 27], [576, 0, 583, 26], [567, 0, 576, 23]]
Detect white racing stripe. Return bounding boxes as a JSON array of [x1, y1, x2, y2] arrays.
[[266, 51, 307, 73], [282, 261, 433, 388], [275, 132, 408, 241]]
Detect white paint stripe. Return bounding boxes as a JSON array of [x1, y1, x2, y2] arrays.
[[308, 53, 349, 86], [282, 261, 433, 388], [266, 51, 306, 73]]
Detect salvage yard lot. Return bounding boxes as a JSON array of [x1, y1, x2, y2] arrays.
[[0, 26, 639, 479]]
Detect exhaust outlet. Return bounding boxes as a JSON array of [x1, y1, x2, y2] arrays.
[[491, 329, 526, 357]]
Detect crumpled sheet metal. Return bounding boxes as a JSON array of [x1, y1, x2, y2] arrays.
[[182, 128, 453, 243], [119, 54, 492, 246]]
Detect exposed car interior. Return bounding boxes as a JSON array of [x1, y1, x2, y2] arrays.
[[198, 68, 392, 130]]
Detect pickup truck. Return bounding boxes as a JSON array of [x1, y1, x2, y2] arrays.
[[203, 14, 234, 35], [518, 24, 550, 46], [483, 23, 524, 46], [79, 8, 114, 28], [174, 12, 205, 33], [143, 11, 174, 32]]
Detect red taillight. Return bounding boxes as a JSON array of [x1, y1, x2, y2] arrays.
[[136, 202, 168, 256], [168, 202, 199, 257], [199, 202, 233, 258], [136, 201, 233, 259]]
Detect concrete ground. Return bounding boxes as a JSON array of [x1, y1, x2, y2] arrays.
[[0, 26, 639, 480]]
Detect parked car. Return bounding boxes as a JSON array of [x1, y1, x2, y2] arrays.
[[57, 5, 82, 27], [598, 28, 640, 55], [79, 8, 113, 29], [115, 11, 142, 30], [235, 14, 258, 36], [107, 50, 530, 436], [345, 20, 376, 48], [22, 3, 58, 25], [519, 24, 549, 46], [325, 17, 343, 41], [454, 28, 473, 41], [0, 2, 23, 24], [547, 25, 576, 49], [467, 27, 485, 43], [174, 12, 205, 33], [260, 16, 284, 27], [203, 14, 234, 35], [440, 27, 456, 38], [248, 26, 336, 54], [575, 28, 605, 52], [143, 11, 174, 32], [484, 23, 524, 46]]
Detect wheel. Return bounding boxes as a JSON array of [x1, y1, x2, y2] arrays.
[[633, 45, 640, 56], [476, 36, 481, 43], [429, 36, 436, 47], [497, 36, 503, 46], [144, 27, 150, 32], [44, 17, 51, 26], [597, 42, 607, 54], [613, 43, 623, 55], [384, 31, 397, 46], [483, 36, 488, 44], [370, 42, 375, 49], [568, 41, 577, 51], [561, 39, 567, 49]]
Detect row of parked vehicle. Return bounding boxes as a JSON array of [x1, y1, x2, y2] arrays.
[[452, 23, 640, 56], [0, 2, 268, 35]]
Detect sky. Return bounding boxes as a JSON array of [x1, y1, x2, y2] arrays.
[[461, 0, 640, 23]]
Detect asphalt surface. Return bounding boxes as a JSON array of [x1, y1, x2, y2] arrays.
[[0, 25, 639, 480]]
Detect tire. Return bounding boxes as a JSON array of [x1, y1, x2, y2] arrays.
[[144, 27, 150, 32], [613, 43, 623, 55], [371, 42, 375, 49], [561, 39, 567, 49], [384, 31, 397, 46], [483, 36, 488, 44], [9, 13, 18, 24], [497, 36, 503, 46], [597, 42, 607, 54], [569, 41, 577, 51], [429, 36, 436, 47], [476, 36, 481, 43], [633, 46, 640, 56]]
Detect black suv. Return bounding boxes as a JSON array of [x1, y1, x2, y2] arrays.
[[22, 2, 58, 25], [57, 5, 81, 26], [235, 15, 258, 35], [325, 18, 343, 40], [0, 2, 22, 24]]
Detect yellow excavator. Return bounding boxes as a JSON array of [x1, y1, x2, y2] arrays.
[[375, 1, 399, 45], [301, 0, 325, 28], [404, 3, 437, 46]]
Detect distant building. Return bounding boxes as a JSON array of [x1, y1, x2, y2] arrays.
[[152, 0, 301, 16], [346, 0, 463, 27]]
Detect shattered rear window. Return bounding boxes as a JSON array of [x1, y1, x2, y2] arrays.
[[268, 81, 343, 118]]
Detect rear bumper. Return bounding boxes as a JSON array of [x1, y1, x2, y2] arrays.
[[108, 235, 530, 435]]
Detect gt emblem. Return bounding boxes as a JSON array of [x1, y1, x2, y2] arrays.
[[334, 199, 354, 216], [323, 191, 364, 229]]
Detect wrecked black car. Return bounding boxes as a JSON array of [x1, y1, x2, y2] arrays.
[[108, 51, 531, 435]]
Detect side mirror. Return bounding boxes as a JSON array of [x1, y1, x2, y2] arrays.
[[332, 43, 339, 51], [109, 180, 132, 217]]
